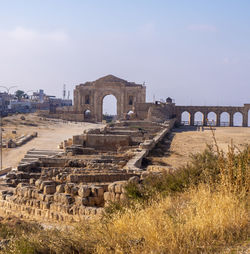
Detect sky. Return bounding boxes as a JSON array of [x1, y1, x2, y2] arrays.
[[0, 0, 250, 110]]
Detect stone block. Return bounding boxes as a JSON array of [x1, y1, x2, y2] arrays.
[[108, 183, 115, 193], [64, 183, 75, 194], [115, 184, 122, 194], [71, 186, 79, 196], [40, 181, 55, 191], [103, 192, 110, 201], [110, 192, 116, 202], [42, 202, 50, 210], [27, 189, 33, 198], [29, 178, 36, 185], [78, 185, 91, 198], [128, 176, 140, 184], [43, 185, 56, 195], [6, 172, 17, 179], [75, 196, 83, 206], [32, 190, 39, 199], [115, 193, 120, 202], [96, 208, 103, 215], [67, 174, 79, 183], [88, 197, 95, 206], [120, 193, 127, 201], [56, 184, 65, 193], [59, 194, 74, 205], [94, 196, 103, 206], [44, 195, 54, 202], [91, 186, 104, 197]]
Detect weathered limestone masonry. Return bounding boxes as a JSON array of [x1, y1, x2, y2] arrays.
[[0, 119, 175, 223], [49, 75, 146, 122], [3, 132, 38, 149], [44, 75, 249, 126], [175, 104, 250, 127]]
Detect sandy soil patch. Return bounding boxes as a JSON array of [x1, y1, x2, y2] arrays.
[[1, 114, 104, 168], [148, 126, 250, 169]]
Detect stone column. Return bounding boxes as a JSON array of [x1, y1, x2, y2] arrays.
[[216, 113, 220, 126], [176, 112, 182, 125], [203, 112, 207, 126], [242, 112, 248, 127], [117, 94, 122, 120], [190, 112, 194, 126], [229, 112, 234, 127]]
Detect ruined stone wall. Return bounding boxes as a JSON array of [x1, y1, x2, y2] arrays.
[[0, 119, 177, 223], [134, 103, 153, 120], [147, 103, 176, 123], [72, 134, 131, 150]]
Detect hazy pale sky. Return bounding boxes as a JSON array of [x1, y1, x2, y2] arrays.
[[0, 0, 250, 107]]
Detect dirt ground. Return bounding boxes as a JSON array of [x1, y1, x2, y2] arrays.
[[1, 114, 104, 169], [148, 126, 250, 169]]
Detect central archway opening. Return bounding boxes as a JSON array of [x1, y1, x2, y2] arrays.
[[102, 94, 117, 122]]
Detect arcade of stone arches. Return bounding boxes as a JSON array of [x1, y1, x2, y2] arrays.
[[179, 107, 250, 127]]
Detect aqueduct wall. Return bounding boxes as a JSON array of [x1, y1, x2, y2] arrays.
[[175, 104, 250, 127], [47, 75, 249, 127]]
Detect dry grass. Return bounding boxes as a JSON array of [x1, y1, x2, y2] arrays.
[[96, 185, 248, 253], [0, 141, 249, 254]]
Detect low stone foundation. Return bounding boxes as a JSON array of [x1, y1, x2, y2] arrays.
[[0, 119, 176, 223]]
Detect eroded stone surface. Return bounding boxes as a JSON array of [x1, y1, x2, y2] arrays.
[[0, 120, 175, 223]]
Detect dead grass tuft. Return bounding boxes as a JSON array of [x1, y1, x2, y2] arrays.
[[0, 138, 249, 253]]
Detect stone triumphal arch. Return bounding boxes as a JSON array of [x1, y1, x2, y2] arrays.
[[73, 75, 146, 122]]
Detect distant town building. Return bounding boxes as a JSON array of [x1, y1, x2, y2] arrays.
[[0, 88, 72, 116]]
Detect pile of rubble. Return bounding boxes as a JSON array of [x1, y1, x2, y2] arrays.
[[2, 132, 38, 148]]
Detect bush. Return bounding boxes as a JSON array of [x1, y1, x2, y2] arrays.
[[1, 143, 249, 253], [96, 184, 249, 253], [125, 144, 249, 204]]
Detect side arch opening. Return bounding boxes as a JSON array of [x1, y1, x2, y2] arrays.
[[84, 109, 91, 121]]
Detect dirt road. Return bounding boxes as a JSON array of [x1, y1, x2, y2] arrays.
[[2, 114, 103, 168]]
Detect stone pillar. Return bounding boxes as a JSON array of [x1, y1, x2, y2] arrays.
[[229, 112, 234, 127], [203, 112, 207, 126], [242, 112, 248, 127], [216, 113, 220, 126], [176, 111, 182, 125], [190, 112, 194, 126]]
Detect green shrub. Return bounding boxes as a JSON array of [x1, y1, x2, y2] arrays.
[[125, 144, 249, 204]]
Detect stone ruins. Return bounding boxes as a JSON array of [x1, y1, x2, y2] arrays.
[[0, 75, 248, 223], [0, 120, 175, 222], [47, 75, 249, 127]]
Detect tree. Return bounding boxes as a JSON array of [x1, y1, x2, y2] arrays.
[[15, 90, 28, 101]]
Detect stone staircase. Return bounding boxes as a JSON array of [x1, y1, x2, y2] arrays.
[[19, 149, 64, 166]]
